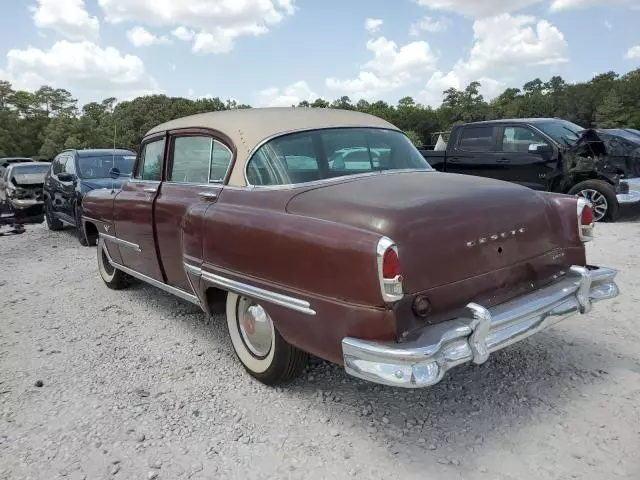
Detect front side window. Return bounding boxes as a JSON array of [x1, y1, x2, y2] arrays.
[[136, 139, 165, 181], [502, 127, 549, 153], [52, 156, 66, 175], [246, 128, 430, 186], [457, 126, 496, 152], [170, 136, 232, 183]]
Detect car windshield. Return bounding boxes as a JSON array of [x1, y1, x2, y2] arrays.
[[535, 120, 585, 146], [77, 153, 136, 179], [12, 164, 50, 175], [246, 128, 432, 186]]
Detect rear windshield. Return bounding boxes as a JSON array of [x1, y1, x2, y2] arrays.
[[78, 154, 136, 179], [246, 128, 431, 186], [12, 164, 50, 174]]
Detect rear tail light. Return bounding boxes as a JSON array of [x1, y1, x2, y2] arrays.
[[377, 237, 403, 302], [577, 198, 594, 243]]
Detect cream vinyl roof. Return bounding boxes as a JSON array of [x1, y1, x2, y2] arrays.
[[145, 107, 400, 187]]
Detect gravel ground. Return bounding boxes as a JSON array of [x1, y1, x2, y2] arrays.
[[1, 208, 640, 480]]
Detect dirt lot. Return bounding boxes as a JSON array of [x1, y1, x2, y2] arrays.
[[1, 210, 640, 480]]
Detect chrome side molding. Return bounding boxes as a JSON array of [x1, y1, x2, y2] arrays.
[[101, 244, 200, 307], [99, 232, 142, 252], [185, 262, 316, 316]]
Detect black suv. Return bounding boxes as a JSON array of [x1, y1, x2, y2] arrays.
[[43, 148, 136, 244]]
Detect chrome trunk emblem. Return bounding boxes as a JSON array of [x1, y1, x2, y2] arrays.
[[466, 227, 526, 247]]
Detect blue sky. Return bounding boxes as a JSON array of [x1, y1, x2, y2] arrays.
[[0, 0, 639, 108]]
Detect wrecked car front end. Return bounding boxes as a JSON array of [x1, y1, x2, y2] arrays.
[[3, 163, 50, 224]]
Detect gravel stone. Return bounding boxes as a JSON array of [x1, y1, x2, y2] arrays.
[[1, 219, 639, 480]]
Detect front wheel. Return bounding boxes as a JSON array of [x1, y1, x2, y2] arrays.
[[225, 292, 308, 385], [97, 238, 129, 290], [75, 205, 90, 246], [568, 180, 619, 223], [44, 198, 63, 231]]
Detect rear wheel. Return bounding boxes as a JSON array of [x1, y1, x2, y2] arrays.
[[225, 292, 308, 385], [44, 199, 63, 231], [568, 180, 619, 223], [97, 238, 129, 290]]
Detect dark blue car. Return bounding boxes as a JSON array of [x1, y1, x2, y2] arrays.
[[43, 148, 136, 245]]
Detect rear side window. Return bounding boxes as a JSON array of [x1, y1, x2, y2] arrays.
[[169, 136, 232, 184], [136, 139, 165, 181], [457, 126, 495, 152]]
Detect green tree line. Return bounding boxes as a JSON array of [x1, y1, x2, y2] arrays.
[[1, 68, 639, 159]]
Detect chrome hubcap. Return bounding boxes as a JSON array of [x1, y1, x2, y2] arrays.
[[576, 189, 608, 221], [237, 298, 273, 358]]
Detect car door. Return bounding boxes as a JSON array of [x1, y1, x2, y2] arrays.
[[112, 136, 166, 281], [155, 131, 233, 292], [497, 125, 556, 190], [446, 125, 505, 179]]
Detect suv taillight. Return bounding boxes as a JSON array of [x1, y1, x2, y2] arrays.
[[577, 198, 594, 243], [377, 237, 403, 302]]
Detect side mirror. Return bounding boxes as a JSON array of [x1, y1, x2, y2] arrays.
[[109, 167, 121, 179], [528, 143, 552, 155], [58, 173, 75, 182]]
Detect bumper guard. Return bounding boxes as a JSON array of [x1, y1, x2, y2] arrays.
[[342, 266, 619, 388]]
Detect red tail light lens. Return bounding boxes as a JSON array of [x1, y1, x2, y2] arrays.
[[382, 248, 400, 279], [581, 205, 593, 226]]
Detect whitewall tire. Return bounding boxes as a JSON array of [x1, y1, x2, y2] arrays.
[[97, 238, 129, 290], [225, 292, 308, 385]]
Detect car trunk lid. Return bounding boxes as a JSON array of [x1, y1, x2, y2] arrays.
[[286, 171, 561, 294]]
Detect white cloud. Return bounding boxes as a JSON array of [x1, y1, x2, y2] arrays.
[[172, 26, 195, 41], [326, 37, 438, 99], [32, 0, 99, 41], [604, 20, 612, 30], [365, 18, 383, 34], [4, 40, 159, 101], [419, 14, 568, 105], [409, 16, 450, 35], [550, 0, 640, 11], [415, 0, 542, 17], [127, 26, 171, 47], [98, 0, 296, 53], [257, 80, 317, 107], [626, 45, 640, 59]]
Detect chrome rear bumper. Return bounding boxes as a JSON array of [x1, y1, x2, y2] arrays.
[[342, 266, 619, 388]]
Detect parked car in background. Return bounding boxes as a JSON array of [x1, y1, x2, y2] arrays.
[[81, 108, 619, 389], [0, 162, 50, 223], [419, 119, 636, 222], [43, 148, 136, 245], [0, 157, 34, 179], [596, 128, 640, 205]]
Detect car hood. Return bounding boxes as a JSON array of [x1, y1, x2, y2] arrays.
[[80, 177, 128, 191]]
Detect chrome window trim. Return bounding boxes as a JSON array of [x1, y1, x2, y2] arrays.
[[185, 263, 315, 316], [99, 232, 142, 252], [127, 179, 161, 185], [100, 241, 200, 307], [238, 168, 434, 192], [243, 126, 431, 187]]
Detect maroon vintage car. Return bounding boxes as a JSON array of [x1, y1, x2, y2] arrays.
[[81, 108, 620, 388]]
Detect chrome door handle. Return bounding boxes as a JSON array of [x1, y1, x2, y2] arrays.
[[199, 192, 218, 201], [143, 187, 157, 193]]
